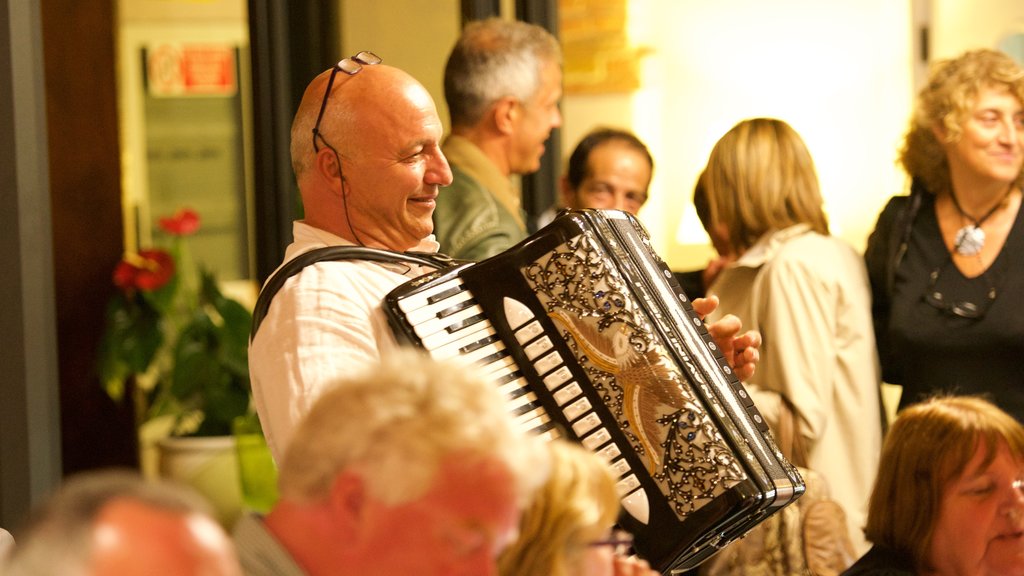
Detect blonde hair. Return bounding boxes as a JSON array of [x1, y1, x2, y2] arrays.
[[901, 49, 1024, 196], [863, 395, 1024, 571], [277, 349, 549, 507], [498, 440, 621, 576], [702, 118, 829, 254]]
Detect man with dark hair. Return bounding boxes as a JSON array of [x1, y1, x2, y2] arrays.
[[560, 127, 654, 216]]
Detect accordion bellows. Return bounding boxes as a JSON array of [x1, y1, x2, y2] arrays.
[[385, 209, 804, 573]]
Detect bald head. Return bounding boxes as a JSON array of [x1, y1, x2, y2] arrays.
[[89, 498, 241, 576], [291, 64, 434, 179], [2, 470, 242, 576], [288, 58, 452, 249]]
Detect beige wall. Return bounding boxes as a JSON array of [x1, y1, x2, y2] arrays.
[[340, 0, 462, 134], [321, 0, 1024, 272], [931, 0, 1024, 61], [562, 0, 916, 270]]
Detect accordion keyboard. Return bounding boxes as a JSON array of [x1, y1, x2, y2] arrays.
[[393, 274, 653, 523]]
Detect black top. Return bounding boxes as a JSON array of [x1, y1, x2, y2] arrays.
[[865, 191, 1024, 420], [841, 545, 915, 576]]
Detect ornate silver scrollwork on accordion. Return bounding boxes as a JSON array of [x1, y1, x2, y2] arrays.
[[385, 209, 804, 574]]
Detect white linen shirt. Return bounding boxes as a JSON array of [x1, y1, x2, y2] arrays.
[[248, 222, 440, 462], [707, 224, 882, 555]]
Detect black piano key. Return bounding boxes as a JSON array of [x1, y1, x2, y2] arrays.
[[426, 284, 465, 305], [510, 399, 543, 418], [493, 369, 524, 386], [445, 312, 486, 333], [459, 333, 501, 354], [436, 298, 476, 319]]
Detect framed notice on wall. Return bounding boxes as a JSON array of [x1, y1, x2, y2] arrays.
[[146, 43, 238, 97]]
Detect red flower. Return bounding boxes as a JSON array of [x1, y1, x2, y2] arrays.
[[113, 249, 175, 293], [158, 208, 201, 236]]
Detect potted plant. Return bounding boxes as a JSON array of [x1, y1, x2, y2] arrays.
[[97, 208, 264, 524]]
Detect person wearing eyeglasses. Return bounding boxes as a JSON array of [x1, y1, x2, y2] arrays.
[[247, 53, 454, 462], [699, 117, 882, 557], [234, 350, 550, 576], [842, 395, 1024, 576], [249, 54, 762, 465], [498, 439, 659, 576], [432, 18, 563, 261], [865, 49, 1024, 424]]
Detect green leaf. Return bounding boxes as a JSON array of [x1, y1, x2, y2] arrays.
[[97, 294, 163, 401]]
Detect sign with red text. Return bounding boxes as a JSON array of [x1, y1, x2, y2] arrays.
[[147, 43, 237, 97]]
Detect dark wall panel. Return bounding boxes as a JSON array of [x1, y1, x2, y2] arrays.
[[41, 0, 137, 473]]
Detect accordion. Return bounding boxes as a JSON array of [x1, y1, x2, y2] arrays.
[[384, 209, 804, 573]]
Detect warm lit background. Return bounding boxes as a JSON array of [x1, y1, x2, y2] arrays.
[[338, 0, 1024, 273]]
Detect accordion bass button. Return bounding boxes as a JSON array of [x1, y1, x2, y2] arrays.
[[595, 441, 621, 462], [563, 397, 593, 421], [534, 351, 563, 375], [523, 336, 554, 360], [513, 320, 545, 344], [543, 366, 573, 390], [572, 413, 602, 436], [609, 457, 631, 477], [581, 427, 612, 450], [552, 382, 583, 405]]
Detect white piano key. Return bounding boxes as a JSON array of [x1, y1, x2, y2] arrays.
[[419, 310, 486, 349], [480, 355, 519, 379], [403, 288, 475, 325], [516, 409, 551, 430], [459, 341, 508, 367], [415, 303, 485, 340], [497, 377, 530, 399], [535, 427, 561, 441], [506, 391, 539, 413], [429, 324, 498, 360]]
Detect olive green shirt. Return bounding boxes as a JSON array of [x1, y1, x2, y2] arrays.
[[433, 135, 527, 261]]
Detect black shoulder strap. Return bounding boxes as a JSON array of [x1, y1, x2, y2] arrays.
[[886, 179, 925, 295], [250, 246, 461, 340]]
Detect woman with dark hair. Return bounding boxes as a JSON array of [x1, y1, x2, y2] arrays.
[[865, 49, 1024, 419], [844, 395, 1024, 575]]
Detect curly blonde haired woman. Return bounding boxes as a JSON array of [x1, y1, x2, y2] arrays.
[[865, 49, 1024, 421]]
